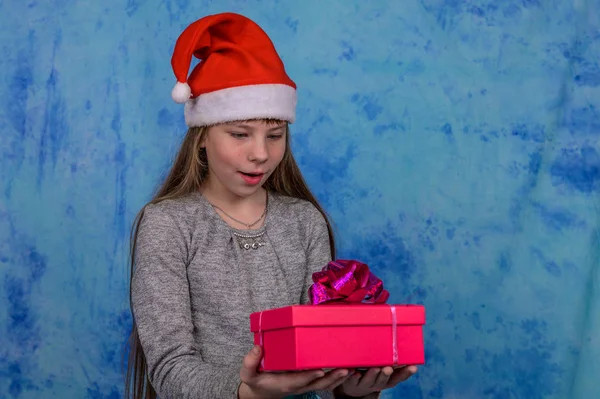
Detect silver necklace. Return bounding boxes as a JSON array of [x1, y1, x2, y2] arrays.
[[211, 203, 266, 229], [207, 194, 269, 250], [232, 230, 267, 250]]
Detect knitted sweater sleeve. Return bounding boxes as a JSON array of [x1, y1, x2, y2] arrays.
[[131, 203, 241, 399]]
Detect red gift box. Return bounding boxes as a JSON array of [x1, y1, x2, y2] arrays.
[[249, 260, 426, 371], [250, 303, 425, 371]]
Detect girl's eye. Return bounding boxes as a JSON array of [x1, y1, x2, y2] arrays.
[[230, 132, 248, 139], [268, 134, 284, 140]]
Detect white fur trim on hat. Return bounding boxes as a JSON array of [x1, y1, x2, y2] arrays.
[[184, 84, 297, 127]]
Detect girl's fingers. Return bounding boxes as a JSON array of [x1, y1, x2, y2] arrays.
[[324, 371, 354, 391], [356, 368, 380, 388], [345, 371, 362, 387], [302, 369, 349, 393], [372, 366, 392, 388], [386, 365, 418, 387], [280, 369, 326, 392]]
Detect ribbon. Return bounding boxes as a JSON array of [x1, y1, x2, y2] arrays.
[[308, 260, 390, 305], [259, 311, 264, 369], [390, 305, 398, 365]]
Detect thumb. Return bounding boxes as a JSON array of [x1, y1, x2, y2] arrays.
[[240, 345, 262, 382]]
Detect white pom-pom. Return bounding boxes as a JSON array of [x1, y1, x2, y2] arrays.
[[171, 81, 191, 103]]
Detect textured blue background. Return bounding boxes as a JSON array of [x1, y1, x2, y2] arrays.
[[1, 1, 599, 398]]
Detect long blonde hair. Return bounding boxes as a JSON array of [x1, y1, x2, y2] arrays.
[[124, 120, 336, 398]]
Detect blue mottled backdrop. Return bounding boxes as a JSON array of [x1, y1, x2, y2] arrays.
[[1, 0, 599, 398]]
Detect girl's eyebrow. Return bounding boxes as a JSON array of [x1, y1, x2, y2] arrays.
[[228, 123, 286, 132], [267, 125, 286, 132]]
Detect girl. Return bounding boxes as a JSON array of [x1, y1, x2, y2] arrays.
[[125, 12, 417, 399]]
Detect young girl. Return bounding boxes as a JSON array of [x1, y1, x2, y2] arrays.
[[125, 12, 417, 399]]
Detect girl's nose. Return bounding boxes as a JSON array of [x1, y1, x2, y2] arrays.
[[248, 139, 268, 163]]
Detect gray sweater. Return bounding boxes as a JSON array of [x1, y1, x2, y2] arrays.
[[131, 191, 334, 398]]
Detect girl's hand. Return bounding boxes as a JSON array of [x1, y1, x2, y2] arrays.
[[335, 365, 418, 397], [238, 345, 352, 399]]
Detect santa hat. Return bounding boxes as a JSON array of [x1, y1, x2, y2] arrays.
[[170, 12, 297, 127]]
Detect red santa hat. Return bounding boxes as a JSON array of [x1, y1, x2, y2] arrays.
[[170, 12, 297, 127]]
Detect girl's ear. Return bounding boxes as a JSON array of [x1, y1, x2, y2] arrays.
[[199, 129, 208, 148]]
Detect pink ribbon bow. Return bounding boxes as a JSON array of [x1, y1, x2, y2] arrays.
[[308, 260, 390, 305]]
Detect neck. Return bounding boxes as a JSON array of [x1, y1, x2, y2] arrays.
[[201, 175, 266, 208], [200, 175, 268, 230]]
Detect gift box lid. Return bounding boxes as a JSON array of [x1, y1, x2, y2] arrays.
[[250, 304, 425, 332]]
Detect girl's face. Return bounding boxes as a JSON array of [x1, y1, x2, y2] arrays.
[[201, 119, 287, 199]]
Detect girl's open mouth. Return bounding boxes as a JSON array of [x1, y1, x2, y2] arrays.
[[239, 172, 264, 185]]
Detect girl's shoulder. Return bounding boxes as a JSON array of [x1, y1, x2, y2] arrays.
[[270, 192, 326, 226], [140, 192, 211, 230]]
